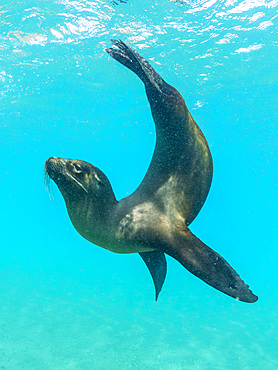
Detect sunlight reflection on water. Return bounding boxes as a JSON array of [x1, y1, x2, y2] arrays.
[[0, 0, 277, 50], [0, 0, 276, 103]]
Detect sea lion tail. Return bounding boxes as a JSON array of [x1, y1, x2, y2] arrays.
[[106, 39, 166, 93], [165, 229, 258, 303]]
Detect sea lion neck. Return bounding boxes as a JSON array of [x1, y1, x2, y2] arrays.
[[64, 191, 118, 245]]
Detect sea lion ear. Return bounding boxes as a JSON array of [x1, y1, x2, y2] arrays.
[[94, 173, 102, 182], [93, 172, 107, 188]]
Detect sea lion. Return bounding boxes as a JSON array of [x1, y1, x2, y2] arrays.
[[45, 40, 258, 303]]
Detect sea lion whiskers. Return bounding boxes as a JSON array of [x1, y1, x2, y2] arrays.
[[44, 165, 54, 200]]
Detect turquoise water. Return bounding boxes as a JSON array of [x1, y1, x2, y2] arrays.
[[1, 0, 278, 368]]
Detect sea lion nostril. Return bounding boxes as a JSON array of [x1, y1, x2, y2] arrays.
[[47, 156, 58, 162], [45, 157, 60, 170]]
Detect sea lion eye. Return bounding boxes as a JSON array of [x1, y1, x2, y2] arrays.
[[73, 163, 83, 173]]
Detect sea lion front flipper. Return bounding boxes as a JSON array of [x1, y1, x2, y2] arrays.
[[106, 39, 170, 95], [107, 40, 213, 226], [139, 251, 167, 301], [164, 229, 258, 303]]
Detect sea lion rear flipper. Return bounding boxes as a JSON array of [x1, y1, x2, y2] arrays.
[[139, 251, 167, 301], [165, 229, 258, 303]]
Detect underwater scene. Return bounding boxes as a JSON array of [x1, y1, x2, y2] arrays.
[[1, 0, 277, 368]]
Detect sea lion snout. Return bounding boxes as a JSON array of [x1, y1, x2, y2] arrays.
[[46, 156, 60, 164], [45, 157, 65, 180], [45, 157, 93, 194]]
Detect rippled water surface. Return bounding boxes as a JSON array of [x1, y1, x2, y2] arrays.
[[1, 1, 278, 369]]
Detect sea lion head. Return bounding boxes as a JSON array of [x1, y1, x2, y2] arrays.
[[45, 156, 117, 244], [44, 157, 115, 203]]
